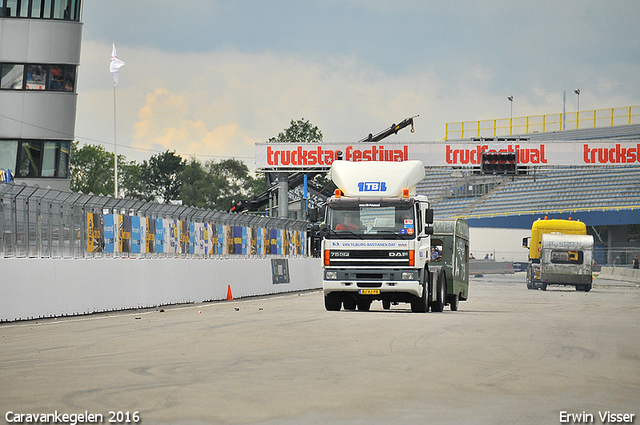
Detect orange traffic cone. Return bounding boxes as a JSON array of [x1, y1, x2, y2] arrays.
[[226, 285, 234, 301]]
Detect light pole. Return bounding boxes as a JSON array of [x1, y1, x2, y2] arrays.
[[507, 95, 513, 134], [574, 89, 580, 128]]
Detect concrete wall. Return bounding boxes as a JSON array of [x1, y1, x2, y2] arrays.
[[597, 266, 640, 284], [0, 257, 323, 322], [469, 259, 514, 274]]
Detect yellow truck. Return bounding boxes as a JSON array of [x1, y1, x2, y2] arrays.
[[522, 218, 593, 292]]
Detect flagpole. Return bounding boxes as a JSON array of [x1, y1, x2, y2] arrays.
[[110, 41, 124, 199], [113, 83, 118, 198]]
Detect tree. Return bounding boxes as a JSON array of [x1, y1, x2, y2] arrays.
[[267, 118, 323, 144], [179, 158, 261, 211], [266, 118, 330, 192], [120, 160, 148, 200], [141, 150, 186, 203], [70, 143, 262, 211], [70, 142, 142, 198], [70, 142, 114, 195], [208, 159, 261, 211], [179, 158, 214, 209]]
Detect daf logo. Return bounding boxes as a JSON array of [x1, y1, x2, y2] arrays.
[[389, 251, 408, 257]]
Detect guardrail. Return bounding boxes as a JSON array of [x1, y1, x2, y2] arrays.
[[445, 105, 640, 140], [0, 183, 308, 259]]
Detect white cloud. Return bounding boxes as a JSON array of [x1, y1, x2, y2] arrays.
[[74, 0, 640, 172]]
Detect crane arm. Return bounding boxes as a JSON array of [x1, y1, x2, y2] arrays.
[[358, 115, 418, 143]]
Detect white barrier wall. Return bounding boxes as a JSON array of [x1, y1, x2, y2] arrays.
[[0, 257, 323, 322], [597, 266, 640, 284]]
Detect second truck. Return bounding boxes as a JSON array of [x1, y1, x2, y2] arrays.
[[522, 217, 594, 292]]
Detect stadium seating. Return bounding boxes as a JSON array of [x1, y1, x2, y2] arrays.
[[419, 165, 640, 219]]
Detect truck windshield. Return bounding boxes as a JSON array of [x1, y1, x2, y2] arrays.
[[326, 204, 416, 239]]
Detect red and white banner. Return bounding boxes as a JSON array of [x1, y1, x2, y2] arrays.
[[255, 141, 640, 169]]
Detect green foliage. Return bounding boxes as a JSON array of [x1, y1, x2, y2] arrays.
[[70, 117, 324, 211], [70, 142, 115, 195], [120, 160, 149, 200], [179, 159, 213, 208], [180, 159, 261, 211], [267, 118, 323, 144], [141, 150, 186, 203]]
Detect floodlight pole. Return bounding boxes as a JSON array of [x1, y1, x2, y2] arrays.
[[574, 89, 581, 128], [562, 91, 566, 130], [507, 96, 513, 135]]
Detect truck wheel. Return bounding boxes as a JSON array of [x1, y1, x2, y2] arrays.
[[449, 294, 459, 311], [324, 293, 341, 311], [343, 297, 356, 310], [584, 284, 592, 292], [411, 275, 429, 313], [382, 300, 391, 310], [541, 282, 547, 291], [431, 269, 446, 313], [356, 299, 371, 311]]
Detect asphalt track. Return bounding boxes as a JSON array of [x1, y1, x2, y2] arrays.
[[1, 274, 639, 425]]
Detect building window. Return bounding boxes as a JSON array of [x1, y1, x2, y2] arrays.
[[18, 140, 43, 177], [0, 0, 81, 21], [26, 64, 47, 90], [1, 63, 76, 92], [1, 64, 24, 89], [0, 140, 19, 172], [1, 139, 70, 178], [58, 141, 70, 178], [42, 141, 58, 176]]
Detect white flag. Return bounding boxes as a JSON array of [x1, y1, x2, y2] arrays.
[[110, 42, 125, 86]]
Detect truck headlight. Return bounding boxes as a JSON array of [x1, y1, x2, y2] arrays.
[[326, 271, 338, 280], [402, 271, 417, 280]]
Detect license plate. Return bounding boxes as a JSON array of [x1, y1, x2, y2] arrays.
[[359, 289, 380, 295]]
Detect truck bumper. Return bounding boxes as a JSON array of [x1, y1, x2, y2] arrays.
[[540, 273, 593, 285], [323, 280, 423, 298]]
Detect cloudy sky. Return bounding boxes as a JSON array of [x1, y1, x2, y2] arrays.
[[75, 0, 640, 170]]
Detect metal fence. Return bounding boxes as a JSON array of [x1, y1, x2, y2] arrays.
[[0, 183, 309, 259], [444, 105, 640, 140]]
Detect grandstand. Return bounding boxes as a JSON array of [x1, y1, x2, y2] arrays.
[[420, 163, 640, 227], [417, 123, 640, 266]]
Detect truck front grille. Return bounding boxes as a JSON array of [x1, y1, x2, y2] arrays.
[[327, 250, 411, 267]]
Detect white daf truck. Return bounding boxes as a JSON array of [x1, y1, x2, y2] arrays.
[[320, 160, 463, 313]]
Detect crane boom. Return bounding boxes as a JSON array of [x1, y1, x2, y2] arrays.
[[357, 115, 418, 143]]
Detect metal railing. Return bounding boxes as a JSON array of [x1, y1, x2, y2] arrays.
[[1, 183, 309, 258], [445, 105, 640, 140]]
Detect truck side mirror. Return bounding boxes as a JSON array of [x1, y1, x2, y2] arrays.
[[319, 224, 329, 238], [424, 226, 434, 235], [425, 208, 434, 225], [522, 237, 530, 248]]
